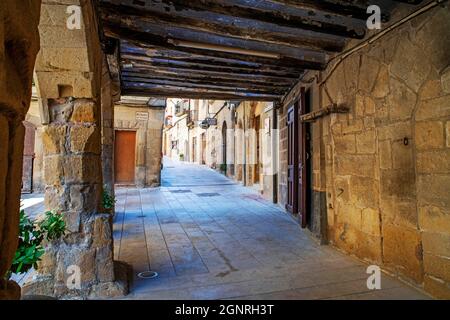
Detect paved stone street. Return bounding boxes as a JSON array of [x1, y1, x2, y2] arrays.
[[112, 158, 428, 300]]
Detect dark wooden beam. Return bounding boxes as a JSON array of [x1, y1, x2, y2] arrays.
[[104, 23, 325, 71], [121, 61, 303, 82], [104, 37, 121, 101], [121, 48, 308, 73], [272, 0, 391, 21], [393, 0, 423, 4], [122, 76, 289, 95], [122, 65, 300, 82], [120, 54, 304, 78], [126, 0, 366, 39], [122, 86, 282, 101], [121, 43, 262, 68], [121, 71, 293, 89], [101, 14, 326, 63], [99, 1, 345, 52]]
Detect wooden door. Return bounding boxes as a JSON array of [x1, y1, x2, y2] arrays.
[[254, 116, 260, 183], [201, 133, 206, 164], [286, 102, 298, 214], [114, 130, 136, 184], [192, 137, 197, 163], [298, 88, 308, 228], [22, 121, 36, 193], [222, 122, 227, 166]]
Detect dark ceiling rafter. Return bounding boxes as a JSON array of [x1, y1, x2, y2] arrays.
[[98, 0, 424, 101], [120, 68, 301, 84], [119, 42, 310, 76], [99, 1, 346, 52], [120, 55, 306, 78], [124, 0, 368, 39], [122, 76, 289, 93], [103, 23, 326, 71]]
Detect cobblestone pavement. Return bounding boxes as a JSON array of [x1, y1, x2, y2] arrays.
[[113, 158, 429, 300]]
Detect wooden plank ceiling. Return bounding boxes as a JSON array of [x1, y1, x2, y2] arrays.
[[98, 0, 423, 101]]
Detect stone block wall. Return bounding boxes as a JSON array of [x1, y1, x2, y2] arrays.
[[34, 97, 125, 298], [301, 6, 448, 298]]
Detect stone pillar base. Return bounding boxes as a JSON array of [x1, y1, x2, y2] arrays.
[[0, 280, 21, 300], [22, 261, 130, 300]]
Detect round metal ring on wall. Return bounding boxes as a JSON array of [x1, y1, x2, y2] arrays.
[[137, 271, 159, 279]]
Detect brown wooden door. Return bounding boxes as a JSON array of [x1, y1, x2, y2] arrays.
[[298, 88, 308, 228], [22, 121, 36, 193], [201, 133, 206, 164], [192, 137, 197, 163], [114, 130, 136, 184], [254, 116, 260, 183], [286, 102, 298, 214]]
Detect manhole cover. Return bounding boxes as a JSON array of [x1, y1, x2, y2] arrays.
[[170, 189, 192, 193], [196, 193, 220, 197], [137, 271, 159, 279]]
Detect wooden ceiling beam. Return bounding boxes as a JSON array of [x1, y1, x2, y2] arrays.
[[121, 60, 302, 80], [272, 0, 391, 21], [121, 72, 293, 88], [104, 23, 325, 71], [121, 49, 308, 73], [163, 0, 363, 38], [99, 1, 345, 52], [121, 43, 262, 68], [120, 54, 305, 77], [122, 87, 282, 102], [121, 69, 297, 88], [101, 14, 326, 63], [122, 76, 289, 94], [101, 0, 365, 39]]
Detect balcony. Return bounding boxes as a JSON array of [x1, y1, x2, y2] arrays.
[[187, 110, 198, 128], [175, 100, 189, 117]]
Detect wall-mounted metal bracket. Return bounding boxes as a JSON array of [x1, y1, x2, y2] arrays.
[[299, 103, 349, 123]]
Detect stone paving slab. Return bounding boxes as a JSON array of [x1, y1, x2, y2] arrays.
[[112, 158, 430, 300], [19, 158, 428, 299]]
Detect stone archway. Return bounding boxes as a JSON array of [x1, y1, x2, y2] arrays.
[[0, 0, 42, 300]]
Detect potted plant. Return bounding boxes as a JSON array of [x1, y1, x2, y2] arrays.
[[179, 153, 184, 161]]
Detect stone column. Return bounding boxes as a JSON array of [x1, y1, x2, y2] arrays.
[[27, 97, 126, 298], [101, 59, 115, 201], [0, 0, 41, 300]]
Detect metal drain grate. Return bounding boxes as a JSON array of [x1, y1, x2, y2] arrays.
[[196, 193, 220, 197], [170, 189, 192, 193]]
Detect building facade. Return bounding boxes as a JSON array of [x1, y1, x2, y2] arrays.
[[163, 99, 279, 202]]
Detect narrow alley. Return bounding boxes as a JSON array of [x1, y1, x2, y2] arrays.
[[2, 0, 449, 303], [113, 158, 427, 300]]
